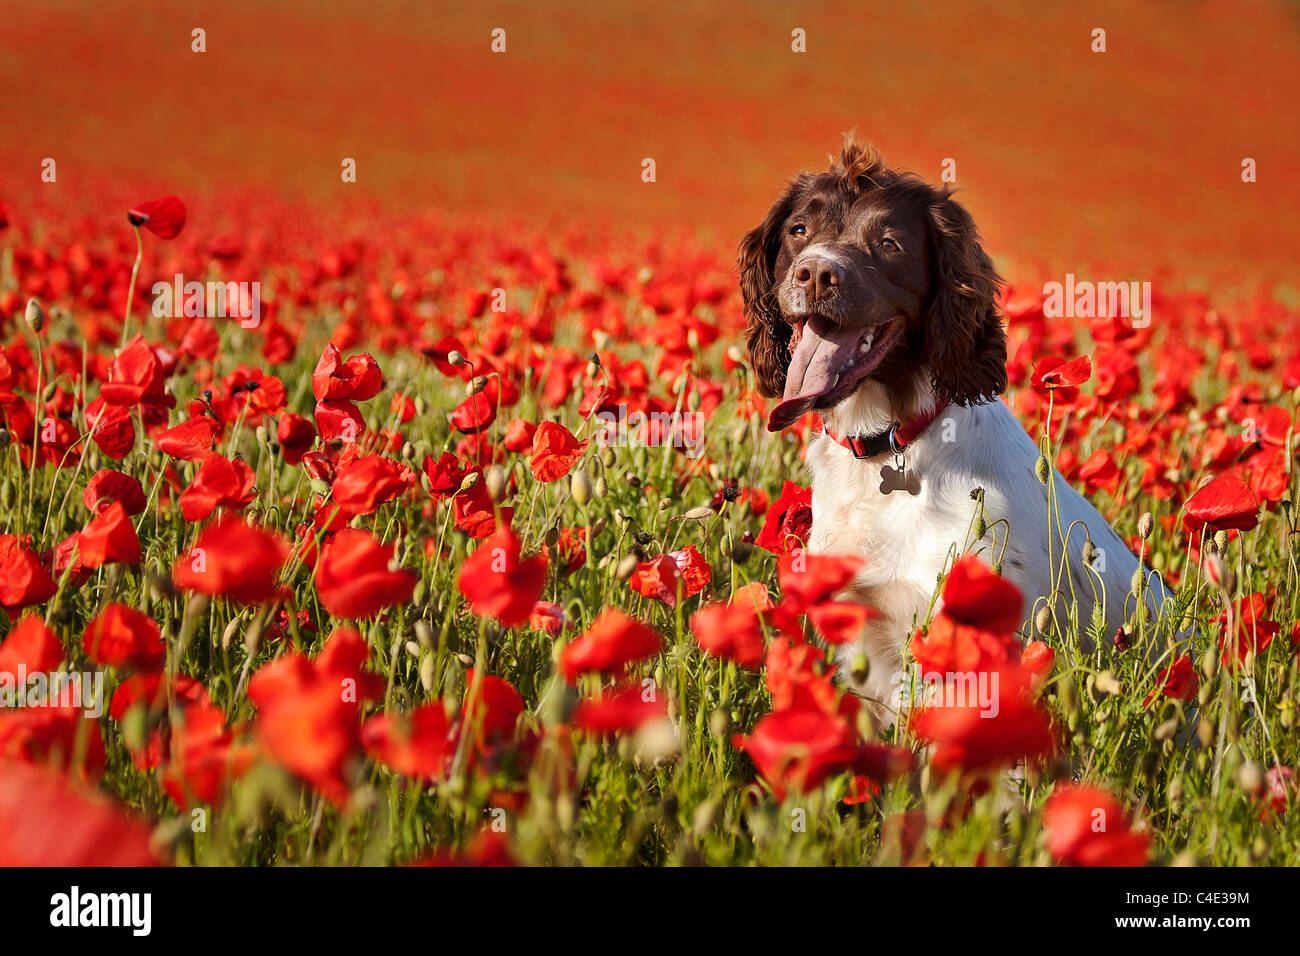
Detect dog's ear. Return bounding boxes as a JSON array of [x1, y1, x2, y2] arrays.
[[738, 179, 804, 399], [925, 191, 1008, 407]]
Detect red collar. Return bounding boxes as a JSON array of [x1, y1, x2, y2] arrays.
[[816, 402, 948, 460]]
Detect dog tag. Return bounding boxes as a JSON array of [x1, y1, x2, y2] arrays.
[[879, 457, 920, 496]]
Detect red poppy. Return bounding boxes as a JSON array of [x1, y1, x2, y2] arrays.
[[910, 666, 1055, 776], [247, 628, 382, 805], [502, 418, 537, 452], [911, 614, 1020, 677], [530, 421, 587, 482], [331, 454, 416, 514], [457, 524, 548, 627], [82, 603, 165, 672], [315, 528, 417, 619], [573, 683, 667, 736], [312, 344, 384, 402], [691, 601, 766, 669], [755, 480, 813, 555], [83, 469, 147, 515], [1031, 354, 1092, 401], [1183, 474, 1259, 534], [0, 762, 160, 866], [734, 709, 911, 800], [1142, 654, 1197, 706], [101, 335, 174, 411], [0, 615, 64, 674], [529, 601, 567, 636], [277, 412, 316, 465], [560, 609, 662, 683], [424, 452, 472, 500], [453, 479, 512, 539], [178, 453, 256, 521], [155, 415, 220, 461], [628, 554, 682, 606], [939, 556, 1024, 634], [83, 397, 135, 459], [159, 702, 254, 809], [77, 500, 140, 568], [361, 702, 457, 781], [806, 601, 874, 645], [1043, 784, 1150, 866], [461, 670, 525, 748], [128, 195, 186, 239], [0, 534, 58, 612], [449, 392, 496, 434], [1216, 592, 1279, 666], [173, 517, 289, 604], [777, 552, 865, 610], [314, 398, 366, 444]]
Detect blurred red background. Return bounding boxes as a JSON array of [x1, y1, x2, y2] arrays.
[[2, 0, 1297, 287]]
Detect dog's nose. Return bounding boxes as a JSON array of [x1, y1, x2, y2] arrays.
[[792, 254, 844, 303]]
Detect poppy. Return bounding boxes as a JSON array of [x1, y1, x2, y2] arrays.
[[457, 524, 548, 627], [82, 603, 165, 672], [331, 454, 416, 514], [155, 415, 220, 461], [361, 703, 457, 781], [178, 453, 256, 521], [83, 469, 147, 515], [777, 552, 865, 610], [0, 535, 58, 612], [573, 683, 667, 736], [315, 528, 417, 619], [560, 609, 662, 684], [128, 195, 186, 239], [173, 518, 289, 604], [530, 421, 587, 482], [1183, 474, 1259, 534], [1142, 654, 1197, 706], [1042, 784, 1150, 866], [0, 615, 64, 674], [691, 601, 766, 669], [938, 556, 1024, 634], [754, 481, 813, 555], [77, 500, 141, 568]]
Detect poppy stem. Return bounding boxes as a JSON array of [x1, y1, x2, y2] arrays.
[[121, 225, 143, 347]]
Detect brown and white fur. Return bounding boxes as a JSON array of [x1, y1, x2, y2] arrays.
[[739, 140, 1172, 722]]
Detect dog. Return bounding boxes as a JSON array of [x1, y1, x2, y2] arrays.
[[739, 139, 1173, 722]]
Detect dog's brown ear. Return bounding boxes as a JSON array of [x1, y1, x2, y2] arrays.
[[738, 179, 804, 399], [925, 191, 1008, 407]]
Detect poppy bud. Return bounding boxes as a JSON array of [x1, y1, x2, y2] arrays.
[[615, 553, 639, 580], [0, 428, 10, 450], [1214, 529, 1228, 552], [1034, 605, 1053, 636], [1237, 760, 1264, 797], [1113, 625, 1131, 650], [1196, 717, 1216, 748], [24, 298, 44, 333], [708, 709, 729, 740], [1082, 540, 1096, 566], [1035, 455, 1050, 484], [624, 471, 641, 489], [1130, 566, 1144, 595], [570, 470, 592, 506], [974, 514, 987, 538], [447, 350, 466, 367], [600, 447, 616, 468], [458, 471, 480, 493], [1095, 670, 1122, 696], [484, 465, 507, 501], [419, 653, 436, 693], [466, 375, 489, 396], [593, 476, 609, 498], [1137, 512, 1154, 540]]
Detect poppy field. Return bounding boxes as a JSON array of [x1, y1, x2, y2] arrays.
[[0, 187, 1298, 868], [2, 0, 1300, 872]]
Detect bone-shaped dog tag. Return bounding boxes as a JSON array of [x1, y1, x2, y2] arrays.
[[879, 458, 920, 496]]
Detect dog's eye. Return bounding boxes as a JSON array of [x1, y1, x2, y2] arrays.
[[789, 224, 806, 238], [881, 237, 901, 252]]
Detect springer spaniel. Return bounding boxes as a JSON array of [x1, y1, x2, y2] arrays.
[[739, 140, 1171, 722]]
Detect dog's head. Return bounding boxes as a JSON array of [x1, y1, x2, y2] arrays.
[[739, 138, 1007, 431]]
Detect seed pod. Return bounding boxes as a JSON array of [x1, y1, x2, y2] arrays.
[[1130, 566, 1144, 595], [682, 506, 713, 521], [1196, 717, 1216, 748], [1214, 529, 1228, 552], [973, 514, 987, 538], [1237, 761, 1264, 797], [1138, 512, 1154, 540], [570, 470, 592, 506], [24, 298, 44, 333], [1082, 540, 1096, 566], [615, 553, 640, 580], [1034, 605, 1053, 636], [1095, 670, 1122, 696], [1034, 455, 1050, 484], [484, 465, 507, 501]]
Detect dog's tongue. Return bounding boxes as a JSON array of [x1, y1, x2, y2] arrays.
[[768, 315, 863, 432]]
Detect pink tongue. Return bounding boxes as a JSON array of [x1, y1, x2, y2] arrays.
[[768, 316, 863, 431]]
